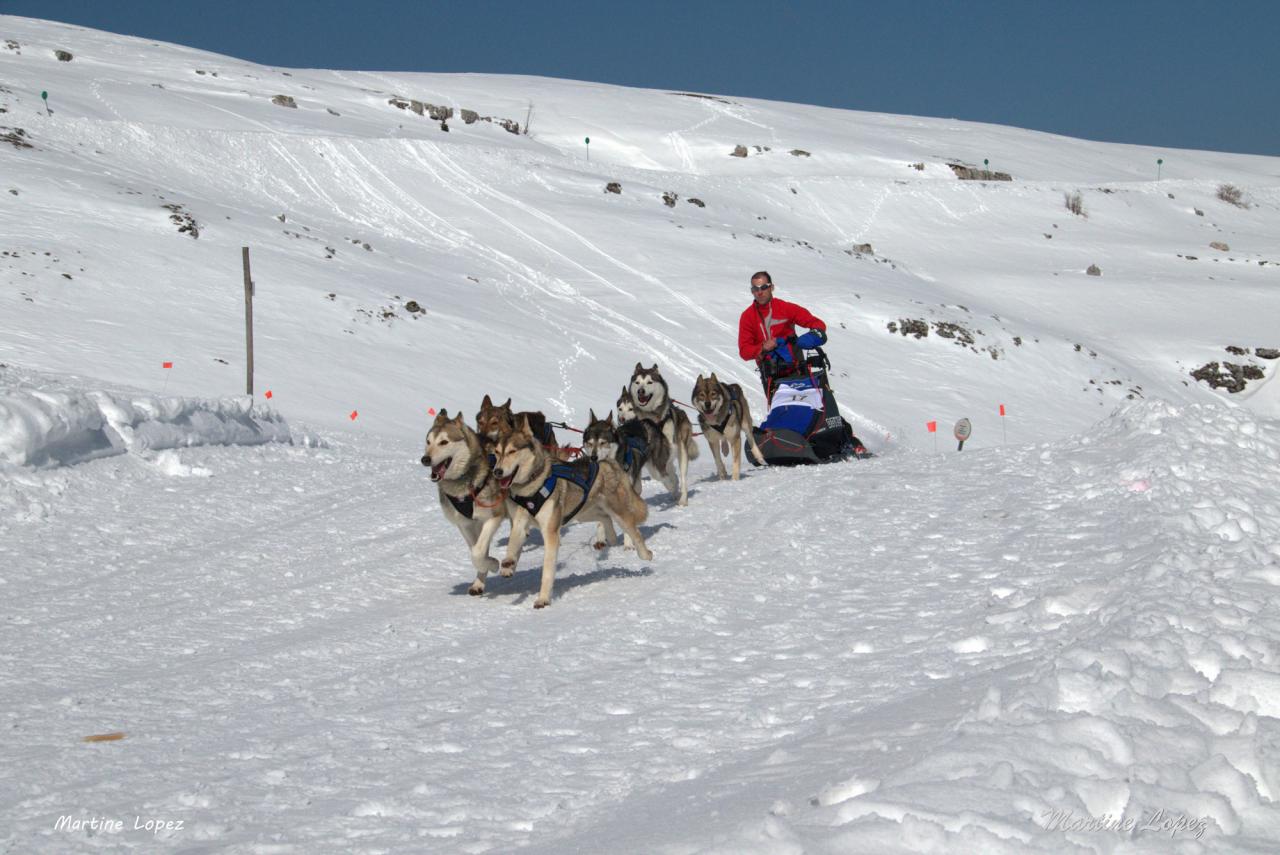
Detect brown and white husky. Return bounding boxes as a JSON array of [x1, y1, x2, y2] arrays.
[[493, 415, 653, 609], [421, 410, 521, 596], [691, 373, 765, 480]]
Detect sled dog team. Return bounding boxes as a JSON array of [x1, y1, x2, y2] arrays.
[[421, 363, 765, 608]]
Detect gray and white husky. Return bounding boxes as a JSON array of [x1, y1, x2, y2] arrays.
[[692, 373, 765, 480], [581, 408, 674, 496], [421, 410, 521, 596], [628, 363, 699, 506]]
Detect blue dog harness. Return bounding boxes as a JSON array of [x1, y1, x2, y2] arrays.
[[510, 459, 599, 522]]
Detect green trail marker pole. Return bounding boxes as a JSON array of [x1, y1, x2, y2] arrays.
[[41, 90, 49, 116], [983, 158, 989, 173], [1157, 157, 1163, 181], [585, 136, 590, 163]]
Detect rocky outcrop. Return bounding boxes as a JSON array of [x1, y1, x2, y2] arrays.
[[731, 145, 748, 158], [948, 163, 1013, 181], [271, 95, 297, 108]]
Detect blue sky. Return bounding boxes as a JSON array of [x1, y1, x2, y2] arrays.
[[6, 0, 1278, 156]]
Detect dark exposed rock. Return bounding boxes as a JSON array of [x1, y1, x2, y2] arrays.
[[1087, 264, 1102, 276], [933, 322, 975, 346], [852, 243, 873, 255], [662, 192, 677, 208], [888, 319, 929, 339], [1255, 348, 1279, 360], [460, 109, 479, 124], [1226, 345, 1249, 356], [1, 127, 32, 149], [789, 149, 811, 157], [404, 300, 424, 314], [687, 198, 705, 208], [948, 163, 1013, 181], [605, 182, 621, 194], [54, 49, 73, 62], [909, 162, 925, 171], [1191, 361, 1265, 393], [731, 145, 748, 158], [271, 95, 297, 108], [1210, 241, 1229, 252], [497, 118, 520, 134], [326, 108, 340, 116], [162, 204, 199, 238]]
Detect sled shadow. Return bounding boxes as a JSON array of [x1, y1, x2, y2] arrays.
[[450, 563, 655, 602]]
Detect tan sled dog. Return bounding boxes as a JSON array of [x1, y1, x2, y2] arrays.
[[494, 415, 653, 609], [629, 363, 699, 506], [692, 373, 765, 480], [422, 410, 521, 596], [476, 394, 563, 458]]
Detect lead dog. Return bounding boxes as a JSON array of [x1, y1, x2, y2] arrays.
[[494, 415, 652, 608], [421, 410, 521, 596], [692, 373, 765, 480], [628, 363, 699, 506]]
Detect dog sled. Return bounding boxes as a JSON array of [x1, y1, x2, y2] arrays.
[[751, 335, 869, 466]]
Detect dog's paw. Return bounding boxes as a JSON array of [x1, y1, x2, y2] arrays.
[[500, 559, 516, 576], [677, 496, 689, 507], [533, 598, 549, 609], [636, 545, 654, 560], [468, 581, 485, 596], [593, 541, 608, 551]]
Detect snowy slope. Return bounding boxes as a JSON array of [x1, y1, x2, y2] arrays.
[[3, 14, 1280, 854]]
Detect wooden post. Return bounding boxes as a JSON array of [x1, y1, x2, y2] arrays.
[[242, 247, 254, 396]]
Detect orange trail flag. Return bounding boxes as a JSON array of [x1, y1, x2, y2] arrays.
[[926, 421, 937, 433], [264, 390, 273, 399], [162, 361, 173, 369], [349, 410, 359, 421], [999, 403, 1006, 416]]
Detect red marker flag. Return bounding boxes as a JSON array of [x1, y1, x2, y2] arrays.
[[162, 361, 173, 369], [264, 390, 273, 399], [926, 421, 937, 433], [428, 407, 436, 416], [349, 410, 358, 421], [999, 403, 1006, 416]]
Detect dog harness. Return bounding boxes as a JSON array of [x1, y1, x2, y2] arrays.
[[444, 455, 497, 520], [621, 433, 648, 469], [510, 459, 599, 522], [705, 384, 742, 435]]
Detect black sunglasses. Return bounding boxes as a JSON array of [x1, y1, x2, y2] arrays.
[[750, 283, 773, 293]]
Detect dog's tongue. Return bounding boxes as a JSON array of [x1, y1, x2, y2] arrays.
[[430, 460, 450, 481], [638, 390, 651, 404], [498, 473, 514, 490]]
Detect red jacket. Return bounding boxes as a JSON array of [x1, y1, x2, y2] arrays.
[[738, 297, 826, 361]]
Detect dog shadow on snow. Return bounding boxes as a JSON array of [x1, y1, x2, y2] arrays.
[[448, 526, 675, 603]]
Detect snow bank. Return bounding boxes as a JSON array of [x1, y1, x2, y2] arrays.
[[0, 385, 294, 468], [780, 401, 1280, 853]]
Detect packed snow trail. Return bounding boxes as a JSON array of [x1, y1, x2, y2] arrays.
[[4, 399, 1278, 852]]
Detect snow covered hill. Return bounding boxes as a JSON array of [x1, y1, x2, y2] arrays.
[[3, 15, 1280, 854]]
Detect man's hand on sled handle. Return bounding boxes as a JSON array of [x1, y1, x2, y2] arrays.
[[761, 338, 778, 353]]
